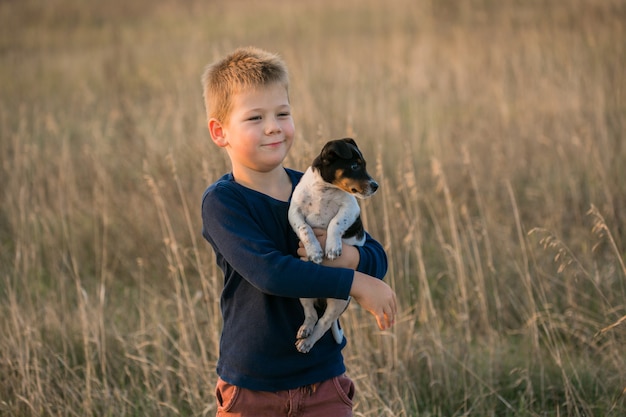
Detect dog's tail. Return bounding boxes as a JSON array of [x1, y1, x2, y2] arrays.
[[331, 296, 351, 344], [331, 320, 344, 344]]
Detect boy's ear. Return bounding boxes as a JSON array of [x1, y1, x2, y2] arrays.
[[208, 118, 228, 147]]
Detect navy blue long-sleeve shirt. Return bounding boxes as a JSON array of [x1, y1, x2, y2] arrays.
[[201, 168, 387, 392]]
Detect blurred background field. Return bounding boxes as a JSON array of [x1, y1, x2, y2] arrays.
[[1, 0, 625, 415]]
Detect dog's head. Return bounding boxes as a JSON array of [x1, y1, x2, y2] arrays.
[[312, 138, 379, 199]]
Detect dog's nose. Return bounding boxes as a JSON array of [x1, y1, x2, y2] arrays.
[[370, 181, 379, 193]]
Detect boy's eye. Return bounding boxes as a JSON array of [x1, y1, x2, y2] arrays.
[[278, 112, 291, 117], [247, 115, 262, 121]]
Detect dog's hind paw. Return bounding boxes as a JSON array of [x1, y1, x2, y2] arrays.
[[297, 325, 313, 340], [295, 338, 314, 354]]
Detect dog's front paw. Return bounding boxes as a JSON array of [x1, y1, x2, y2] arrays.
[[325, 244, 342, 260], [302, 242, 324, 264], [326, 248, 342, 260], [325, 238, 343, 260], [308, 250, 324, 264]]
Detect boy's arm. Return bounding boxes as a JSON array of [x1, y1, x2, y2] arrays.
[[203, 183, 354, 300], [351, 271, 396, 330], [354, 233, 388, 278]]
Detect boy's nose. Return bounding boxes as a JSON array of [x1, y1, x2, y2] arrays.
[[265, 118, 282, 135]]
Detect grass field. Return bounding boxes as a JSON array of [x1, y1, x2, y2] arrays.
[[1, 0, 625, 415]]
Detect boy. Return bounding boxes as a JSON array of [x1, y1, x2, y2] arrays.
[[201, 46, 396, 417]]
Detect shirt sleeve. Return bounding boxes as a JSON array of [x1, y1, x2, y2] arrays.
[[356, 233, 388, 279], [202, 182, 354, 300]]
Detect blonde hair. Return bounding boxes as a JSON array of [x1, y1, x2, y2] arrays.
[[201, 46, 289, 124]]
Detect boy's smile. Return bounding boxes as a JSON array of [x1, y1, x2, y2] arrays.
[[262, 139, 288, 148]]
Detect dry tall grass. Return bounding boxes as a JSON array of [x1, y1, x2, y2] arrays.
[[1, 0, 625, 415]]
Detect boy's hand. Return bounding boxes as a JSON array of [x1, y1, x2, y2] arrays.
[[350, 272, 397, 330], [297, 229, 360, 270]]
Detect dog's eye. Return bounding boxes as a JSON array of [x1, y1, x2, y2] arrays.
[[350, 162, 360, 171]]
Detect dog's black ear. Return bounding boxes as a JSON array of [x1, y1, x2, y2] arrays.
[[313, 138, 356, 168], [341, 137, 358, 148], [327, 139, 355, 160]]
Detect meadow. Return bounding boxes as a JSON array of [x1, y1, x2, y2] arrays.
[[1, 0, 625, 415]]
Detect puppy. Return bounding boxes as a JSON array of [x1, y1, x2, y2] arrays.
[[289, 138, 378, 353]]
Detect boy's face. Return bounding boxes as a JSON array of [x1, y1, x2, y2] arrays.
[[210, 83, 295, 176]]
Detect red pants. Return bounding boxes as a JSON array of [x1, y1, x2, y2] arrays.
[[215, 374, 354, 417]]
